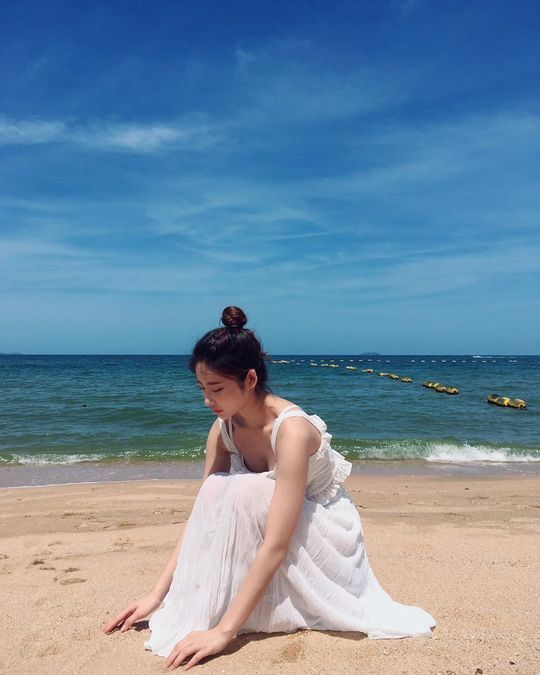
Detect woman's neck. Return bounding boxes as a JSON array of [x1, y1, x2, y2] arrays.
[[232, 394, 276, 430]]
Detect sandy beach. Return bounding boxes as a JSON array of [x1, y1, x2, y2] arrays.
[[1, 474, 539, 674]]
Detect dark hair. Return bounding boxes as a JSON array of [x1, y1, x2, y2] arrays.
[[189, 306, 271, 396]]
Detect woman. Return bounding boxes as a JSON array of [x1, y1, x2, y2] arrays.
[[102, 306, 436, 670]]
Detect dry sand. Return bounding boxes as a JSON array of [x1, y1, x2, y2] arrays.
[[1, 474, 539, 674]]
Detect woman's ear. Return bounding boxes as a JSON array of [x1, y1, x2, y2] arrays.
[[245, 368, 258, 391]]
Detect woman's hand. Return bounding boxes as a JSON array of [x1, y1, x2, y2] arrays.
[[101, 591, 163, 634], [164, 627, 234, 671]]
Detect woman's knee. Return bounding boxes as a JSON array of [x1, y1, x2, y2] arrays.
[[229, 474, 274, 516]]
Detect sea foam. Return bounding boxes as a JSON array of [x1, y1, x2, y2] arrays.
[[425, 443, 540, 463]]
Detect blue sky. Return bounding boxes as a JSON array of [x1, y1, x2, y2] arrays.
[[1, 0, 538, 354]]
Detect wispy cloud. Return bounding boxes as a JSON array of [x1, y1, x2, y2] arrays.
[[0, 118, 65, 145], [306, 110, 540, 227], [0, 116, 224, 153], [232, 42, 416, 124], [0, 237, 82, 260], [75, 120, 224, 152]]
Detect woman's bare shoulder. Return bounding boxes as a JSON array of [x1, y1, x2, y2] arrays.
[[207, 417, 227, 452], [267, 394, 302, 415]]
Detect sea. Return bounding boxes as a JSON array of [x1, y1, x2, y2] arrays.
[[1, 354, 539, 487]]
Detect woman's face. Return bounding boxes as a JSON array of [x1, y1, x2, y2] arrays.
[[195, 361, 254, 418]]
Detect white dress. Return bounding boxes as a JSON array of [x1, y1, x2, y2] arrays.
[[144, 406, 436, 657]]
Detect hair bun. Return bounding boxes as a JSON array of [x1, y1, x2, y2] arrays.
[[221, 305, 248, 329]]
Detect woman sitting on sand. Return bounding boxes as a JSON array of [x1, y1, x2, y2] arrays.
[[102, 306, 436, 670]]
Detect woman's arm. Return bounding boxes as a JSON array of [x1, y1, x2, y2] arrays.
[[201, 417, 231, 482], [102, 419, 231, 634], [152, 418, 231, 600], [163, 417, 320, 668], [216, 416, 319, 637]]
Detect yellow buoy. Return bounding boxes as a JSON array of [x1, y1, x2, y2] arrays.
[[389, 373, 400, 380], [424, 381, 459, 394], [400, 377, 412, 383], [362, 368, 374, 373], [487, 394, 526, 409], [508, 398, 527, 409]]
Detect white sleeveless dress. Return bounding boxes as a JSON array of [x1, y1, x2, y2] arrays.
[[144, 406, 436, 658]]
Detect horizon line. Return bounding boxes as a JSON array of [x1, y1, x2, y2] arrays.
[[0, 353, 537, 358]]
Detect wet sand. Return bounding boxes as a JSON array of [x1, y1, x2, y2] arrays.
[[2, 458, 539, 489], [1, 474, 539, 674]]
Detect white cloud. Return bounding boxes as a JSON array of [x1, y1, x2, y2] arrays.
[[232, 42, 416, 124], [310, 111, 540, 196], [0, 237, 82, 260], [0, 117, 65, 145], [75, 121, 223, 152], [306, 240, 540, 300], [0, 116, 224, 153]]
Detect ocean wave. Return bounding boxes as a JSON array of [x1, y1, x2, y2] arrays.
[[7, 453, 109, 465], [334, 439, 540, 463], [1, 440, 538, 466], [0, 447, 206, 466], [424, 444, 540, 463]]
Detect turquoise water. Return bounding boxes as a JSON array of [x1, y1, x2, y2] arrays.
[[0, 355, 538, 468]]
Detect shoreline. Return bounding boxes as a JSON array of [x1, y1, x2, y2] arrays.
[[1, 457, 540, 489], [1, 474, 538, 673]]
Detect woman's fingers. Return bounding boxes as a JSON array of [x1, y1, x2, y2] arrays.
[[166, 647, 210, 671], [167, 648, 190, 670], [164, 629, 228, 670], [120, 610, 141, 632], [165, 640, 191, 669], [183, 647, 212, 670], [164, 647, 184, 669], [102, 605, 135, 633]]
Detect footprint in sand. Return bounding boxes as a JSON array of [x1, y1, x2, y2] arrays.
[[28, 556, 56, 571], [29, 558, 45, 566], [0, 553, 8, 559], [275, 635, 305, 664], [63, 567, 80, 573], [71, 626, 95, 641], [113, 537, 132, 549], [59, 577, 87, 585], [37, 643, 62, 657]]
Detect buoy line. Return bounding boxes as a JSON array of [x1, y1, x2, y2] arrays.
[[422, 381, 459, 395], [487, 394, 527, 409]]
